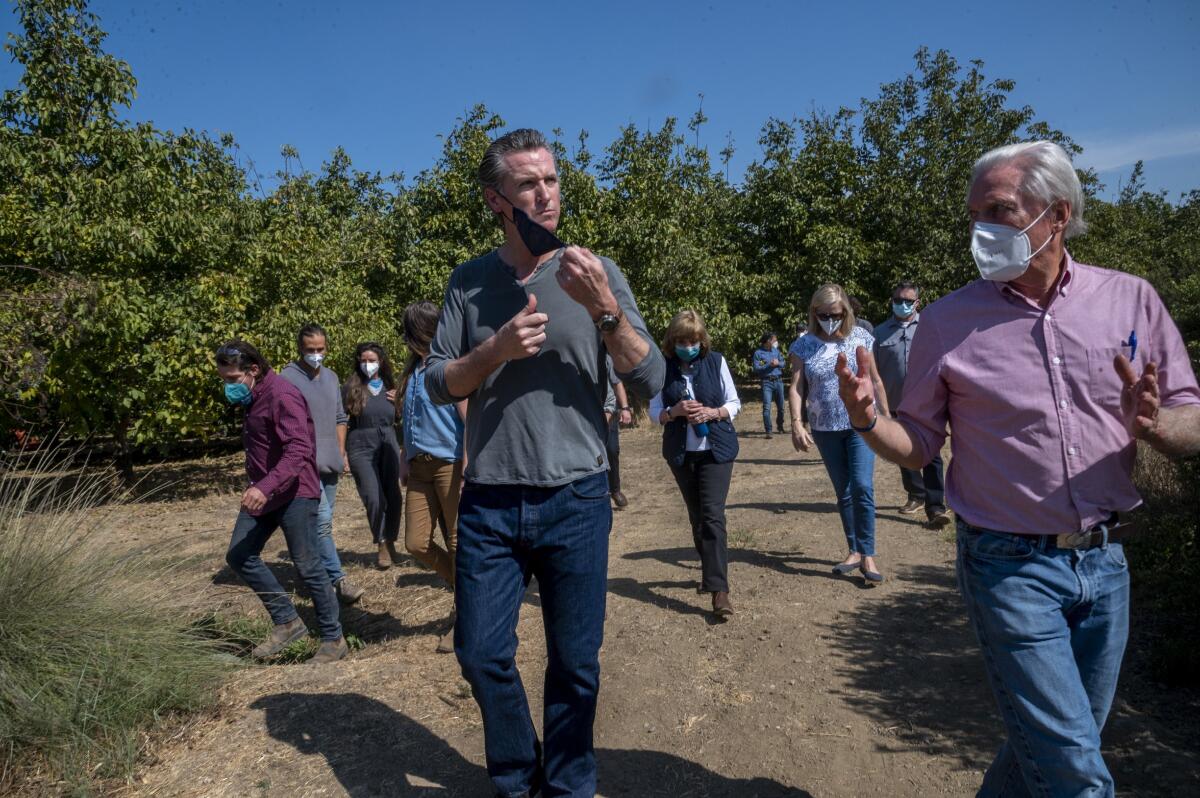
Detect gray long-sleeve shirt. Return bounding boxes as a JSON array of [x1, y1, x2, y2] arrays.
[[425, 249, 664, 487], [279, 361, 347, 475]]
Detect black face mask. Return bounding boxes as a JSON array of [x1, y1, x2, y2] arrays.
[[495, 191, 566, 257]]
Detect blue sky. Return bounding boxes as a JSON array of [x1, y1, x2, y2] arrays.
[[3, 0, 1199, 201]]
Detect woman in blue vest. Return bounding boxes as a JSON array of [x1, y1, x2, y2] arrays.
[[649, 310, 742, 620]]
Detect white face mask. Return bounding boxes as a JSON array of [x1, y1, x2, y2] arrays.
[[970, 204, 1055, 282], [360, 361, 379, 378], [820, 318, 841, 336], [303, 353, 324, 368]]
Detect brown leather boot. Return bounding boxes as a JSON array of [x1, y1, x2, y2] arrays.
[[251, 617, 307, 659], [334, 577, 365, 605], [309, 636, 348, 664], [712, 591, 733, 620], [436, 611, 456, 654], [377, 542, 391, 570]]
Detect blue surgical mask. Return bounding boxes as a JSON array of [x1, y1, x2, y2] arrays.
[[224, 381, 252, 406], [675, 344, 701, 362], [892, 300, 916, 318]]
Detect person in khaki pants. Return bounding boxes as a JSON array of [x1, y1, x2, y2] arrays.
[[398, 301, 468, 653]]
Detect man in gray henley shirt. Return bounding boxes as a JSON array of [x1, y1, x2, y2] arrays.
[[425, 128, 664, 798]]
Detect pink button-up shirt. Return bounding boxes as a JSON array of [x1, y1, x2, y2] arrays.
[[898, 254, 1200, 535]]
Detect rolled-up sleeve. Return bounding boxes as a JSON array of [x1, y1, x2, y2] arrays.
[[604, 258, 665, 399], [895, 318, 950, 467], [719, 357, 742, 420], [1145, 284, 1200, 408], [425, 269, 468, 405]]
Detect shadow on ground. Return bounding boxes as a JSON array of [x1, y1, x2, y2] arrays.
[[825, 562, 997, 768], [251, 692, 809, 796]]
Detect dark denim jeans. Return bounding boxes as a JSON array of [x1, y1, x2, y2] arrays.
[[811, 429, 876, 556], [454, 471, 612, 798], [315, 473, 345, 584], [956, 519, 1129, 797], [667, 450, 733, 593], [760, 378, 786, 432], [225, 497, 342, 641], [899, 454, 946, 518]]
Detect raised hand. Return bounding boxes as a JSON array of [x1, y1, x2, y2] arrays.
[[496, 293, 549, 361], [835, 346, 878, 428], [557, 247, 617, 318], [1113, 354, 1160, 440]]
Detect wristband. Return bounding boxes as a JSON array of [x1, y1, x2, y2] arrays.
[[850, 410, 878, 433]]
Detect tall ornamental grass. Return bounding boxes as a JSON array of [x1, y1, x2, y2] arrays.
[[0, 449, 235, 795]]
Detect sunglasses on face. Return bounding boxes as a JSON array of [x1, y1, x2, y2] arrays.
[[816, 313, 845, 322]]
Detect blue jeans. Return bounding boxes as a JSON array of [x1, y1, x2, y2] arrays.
[[454, 471, 612, 798], [315, 473, 345, 584], [956, 520, 1129, 797], [811, 429, 876, 556], [760, 378, 786, 432], [225, 497, 343, 642]]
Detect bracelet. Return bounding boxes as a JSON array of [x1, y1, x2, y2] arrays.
[[850, 411, 878, 433]]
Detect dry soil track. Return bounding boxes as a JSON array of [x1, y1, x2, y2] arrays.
[[102, 404, 1197, 797]]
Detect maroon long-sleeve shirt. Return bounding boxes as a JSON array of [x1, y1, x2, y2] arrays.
[[242, 368, 321, 515]]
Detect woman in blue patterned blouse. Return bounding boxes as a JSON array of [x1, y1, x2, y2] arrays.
[[788, 284, 891, 583]]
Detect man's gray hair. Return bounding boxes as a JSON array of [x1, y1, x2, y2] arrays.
[[478, 128, 554, 190], [968, 141, 1087, 239]]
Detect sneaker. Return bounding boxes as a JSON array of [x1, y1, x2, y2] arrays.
[[334, 578, 365, 605], [899, 498, 923, 515], [436, 612, 456, 654], [251, 618, 308, 659], [927, 509, 953, 529], [309, 636, 348, 664], [712, 591, 734, 620], [611, 490, 628, 509], [765, 431, 773, 439]]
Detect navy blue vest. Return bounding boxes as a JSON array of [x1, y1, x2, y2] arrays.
[[661, 351, 739, 466]]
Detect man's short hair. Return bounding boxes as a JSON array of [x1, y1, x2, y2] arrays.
[[968, 141, 1087, 239], [893, 281, 919, 298], [478, 128, 553, 191], [297, 323, 327, 352]]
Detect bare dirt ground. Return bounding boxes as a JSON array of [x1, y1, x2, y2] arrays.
[[85, 401, 1197, 797]]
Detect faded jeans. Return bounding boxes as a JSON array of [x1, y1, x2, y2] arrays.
[[956, 519, 1129, 797], [454, 471, 612, 798], [315, 473, 345, 584]]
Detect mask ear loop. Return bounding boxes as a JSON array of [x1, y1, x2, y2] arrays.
[[1021, 202, 1059, 263]]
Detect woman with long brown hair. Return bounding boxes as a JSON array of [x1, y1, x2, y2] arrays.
[[343, 341, 404, 569], [398, 301, 468, 653]]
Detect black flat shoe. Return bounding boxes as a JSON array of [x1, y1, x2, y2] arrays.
[[832, 560, 861, 575], [859, 564, 884, 584]]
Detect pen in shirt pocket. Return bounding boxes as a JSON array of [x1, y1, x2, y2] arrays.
[[1121, 330, 1137, 362]]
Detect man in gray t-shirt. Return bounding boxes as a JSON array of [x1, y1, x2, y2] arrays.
[[425, 128, 664, 797]]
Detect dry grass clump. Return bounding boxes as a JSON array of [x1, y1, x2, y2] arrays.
[[0, 448, 236, 795]]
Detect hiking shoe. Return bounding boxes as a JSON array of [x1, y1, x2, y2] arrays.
[[611, 490, 628, 509], [309, 636, 348, 664], [899, 498, 923, 515], [927, 509, 953, 529], [712, 591, 734, 620], [251, 618, 308, 659], [436, 612, 456, 654], [334, 577, 365, 605]]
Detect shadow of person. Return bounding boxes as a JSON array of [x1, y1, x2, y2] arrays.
[[607, 576, 720, 623], [250, 692, 489, 795], [825, 563, 998, 768], [252, 692, 810, 797]]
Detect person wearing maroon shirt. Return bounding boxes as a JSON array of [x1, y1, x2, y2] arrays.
[[215, 340, 347, 664]]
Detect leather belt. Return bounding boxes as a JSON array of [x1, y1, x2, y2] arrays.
[[1055, 517, 1138, 550]]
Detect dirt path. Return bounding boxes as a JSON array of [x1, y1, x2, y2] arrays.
[[104, 403, 1197, 797]]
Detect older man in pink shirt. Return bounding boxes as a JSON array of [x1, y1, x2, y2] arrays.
[[836, 141, 1200, 797]]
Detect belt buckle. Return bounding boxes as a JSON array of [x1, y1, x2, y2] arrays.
[[1056, 531, 1091, 550]]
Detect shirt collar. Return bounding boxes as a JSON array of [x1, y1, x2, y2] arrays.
[[996, 250, 1076, 306]]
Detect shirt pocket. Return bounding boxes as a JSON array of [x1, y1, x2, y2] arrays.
[[1085, 347, 1125, 413]]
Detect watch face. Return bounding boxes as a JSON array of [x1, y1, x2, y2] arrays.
[[598, 314, 619, 332]]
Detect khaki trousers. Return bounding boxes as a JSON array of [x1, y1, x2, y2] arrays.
[[404, 454, 461, 586]]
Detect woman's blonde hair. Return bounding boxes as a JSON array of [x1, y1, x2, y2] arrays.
[[661, 309, 712, 359], [807, 283, 856, 338]]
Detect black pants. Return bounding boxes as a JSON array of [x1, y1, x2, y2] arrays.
[[346, 427, 403, 543], [668, 450, 733, 593], [606, 416, 621, 493], [899, 452, 946, 518]]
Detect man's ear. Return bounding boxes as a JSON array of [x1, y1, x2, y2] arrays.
[[1051, 199, 1071, 233]]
